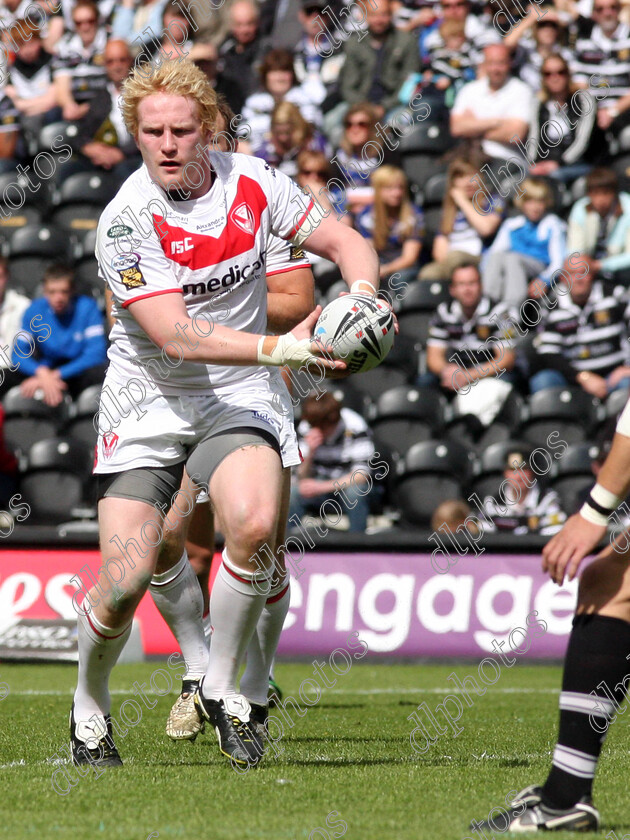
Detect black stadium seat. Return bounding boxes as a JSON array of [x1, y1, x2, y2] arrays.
[[398, 119, 455, 156], [5, 223, 74, 295], [20, 436, 94, 523], [73, 228, 102, 301], [2, 387, 70, 455], [470, 439, 534, 501], [368, 385, 446, 455], [422, 172, 448, 206], [64, 384, 101, 446], [350, 334, 420, 401], [519, 387, 601, 445], [395, 279, 450, 345], [550, 443, 596, 516], [50, 172, 117, 235], [605, 386, 630, 421], [0, 171, 45, 236], [401, 154, 448, 192], [37, 121, 80, 154], [394, 439, 474, 526]]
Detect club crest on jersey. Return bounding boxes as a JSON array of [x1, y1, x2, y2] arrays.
[[230, 202, 255, 235], [111, 253, 145, 289], [102, 432, 119, 459]]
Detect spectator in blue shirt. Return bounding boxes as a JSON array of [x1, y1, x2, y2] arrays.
[[12, 263, 107, 406], [482, 177, 566, 307]]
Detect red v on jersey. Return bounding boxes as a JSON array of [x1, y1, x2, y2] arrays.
[[153, 175, 269, 270]]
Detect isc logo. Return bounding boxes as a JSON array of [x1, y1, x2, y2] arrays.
[[171, 237, 193, 254]]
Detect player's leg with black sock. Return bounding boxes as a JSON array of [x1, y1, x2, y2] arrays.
[[542, 554, 630, 809]]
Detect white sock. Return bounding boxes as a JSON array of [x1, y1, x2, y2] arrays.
[[150, 551, 208, 680], [201, 549, 272, 701], [202, 610, 212, 645], [73, 611, 132, 721], [241, 576, 290, 706]]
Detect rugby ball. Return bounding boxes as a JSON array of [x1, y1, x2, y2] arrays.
[[314, 294, 395, 374]]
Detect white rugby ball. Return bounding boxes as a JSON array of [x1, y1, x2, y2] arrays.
[[314, 294, 395, 374]]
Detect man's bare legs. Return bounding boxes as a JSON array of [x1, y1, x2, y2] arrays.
[[72, 497, 165, 762]]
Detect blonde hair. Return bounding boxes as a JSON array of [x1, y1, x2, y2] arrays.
[[120, 58, 218, 138], [270, 100, 312, 148], [515, 177, 552, 210], [369, 165, 415, 254]]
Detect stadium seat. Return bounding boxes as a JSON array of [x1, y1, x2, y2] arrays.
[[519, 387, 601, 445], [2, 387, 70, 456], [350, 334, 420, 401], [474, 390, 526, 450], [549, 442, 595, 515], [37, 121, 80, 154], [422, 206, 443, 246], [398, 120, 455, 155], [611, 154, 630, 192], [401, 154, 447, 192], [64, 384, 101, 446], [50, 172, 117, 235], [0, 171, 45, 236], [5, 223, 75, 295], [395, 279, 450, 345], [445, 389, 525, 450], [470, 439, 533, 501], [73, 228, 102, 301], [368, 385, 446, 454], [605, 386, 630, 420], [19, 436, 94, 523], [422, 172, 448, 206], [394, 439, 474, 526]]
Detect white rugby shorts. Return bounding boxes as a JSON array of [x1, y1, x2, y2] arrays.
[[94, 373, 299, 474]]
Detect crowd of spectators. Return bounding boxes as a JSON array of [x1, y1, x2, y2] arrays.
[[1, 0, 630, 533]]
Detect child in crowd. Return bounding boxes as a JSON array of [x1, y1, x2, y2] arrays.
[[483, 177, 566, 306], [355, 165, 424, 287], [420, 157, 504, 281]]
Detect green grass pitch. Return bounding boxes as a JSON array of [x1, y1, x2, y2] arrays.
[[1, 661, 629, 840]]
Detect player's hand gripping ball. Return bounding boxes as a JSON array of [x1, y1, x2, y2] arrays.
[[314, 294, 395, 374]]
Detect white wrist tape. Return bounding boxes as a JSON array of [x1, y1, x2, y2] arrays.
[[579, 483, 622, 526], [617, 397, 630, 437], [580, 503, 609, 527], [256, 333, 324, 369], [350, 280, 377, 295], [591, 483, 622, 510]]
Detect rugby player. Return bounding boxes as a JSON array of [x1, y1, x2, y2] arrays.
[[474, 401, 630, 831], [111, 96, 313, 742], [70, 58, 380, 771]]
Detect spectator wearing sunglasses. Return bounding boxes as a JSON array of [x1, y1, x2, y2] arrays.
[[504, 7, 573, 92], [53, 0, 108, 121], [573, 0, 630, 128], [295, 150, 350, 292], [527, 54, 605, 182], [333, 104, 383, 215]]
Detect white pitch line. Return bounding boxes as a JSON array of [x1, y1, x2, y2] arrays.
[[7, 687, 560, 697], [326, 687, 560, 695]]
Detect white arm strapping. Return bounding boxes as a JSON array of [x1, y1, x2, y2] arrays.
[[256, 333, 327, 370]]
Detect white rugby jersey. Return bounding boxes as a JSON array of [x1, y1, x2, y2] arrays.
[[97, 152, 315, 393]]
